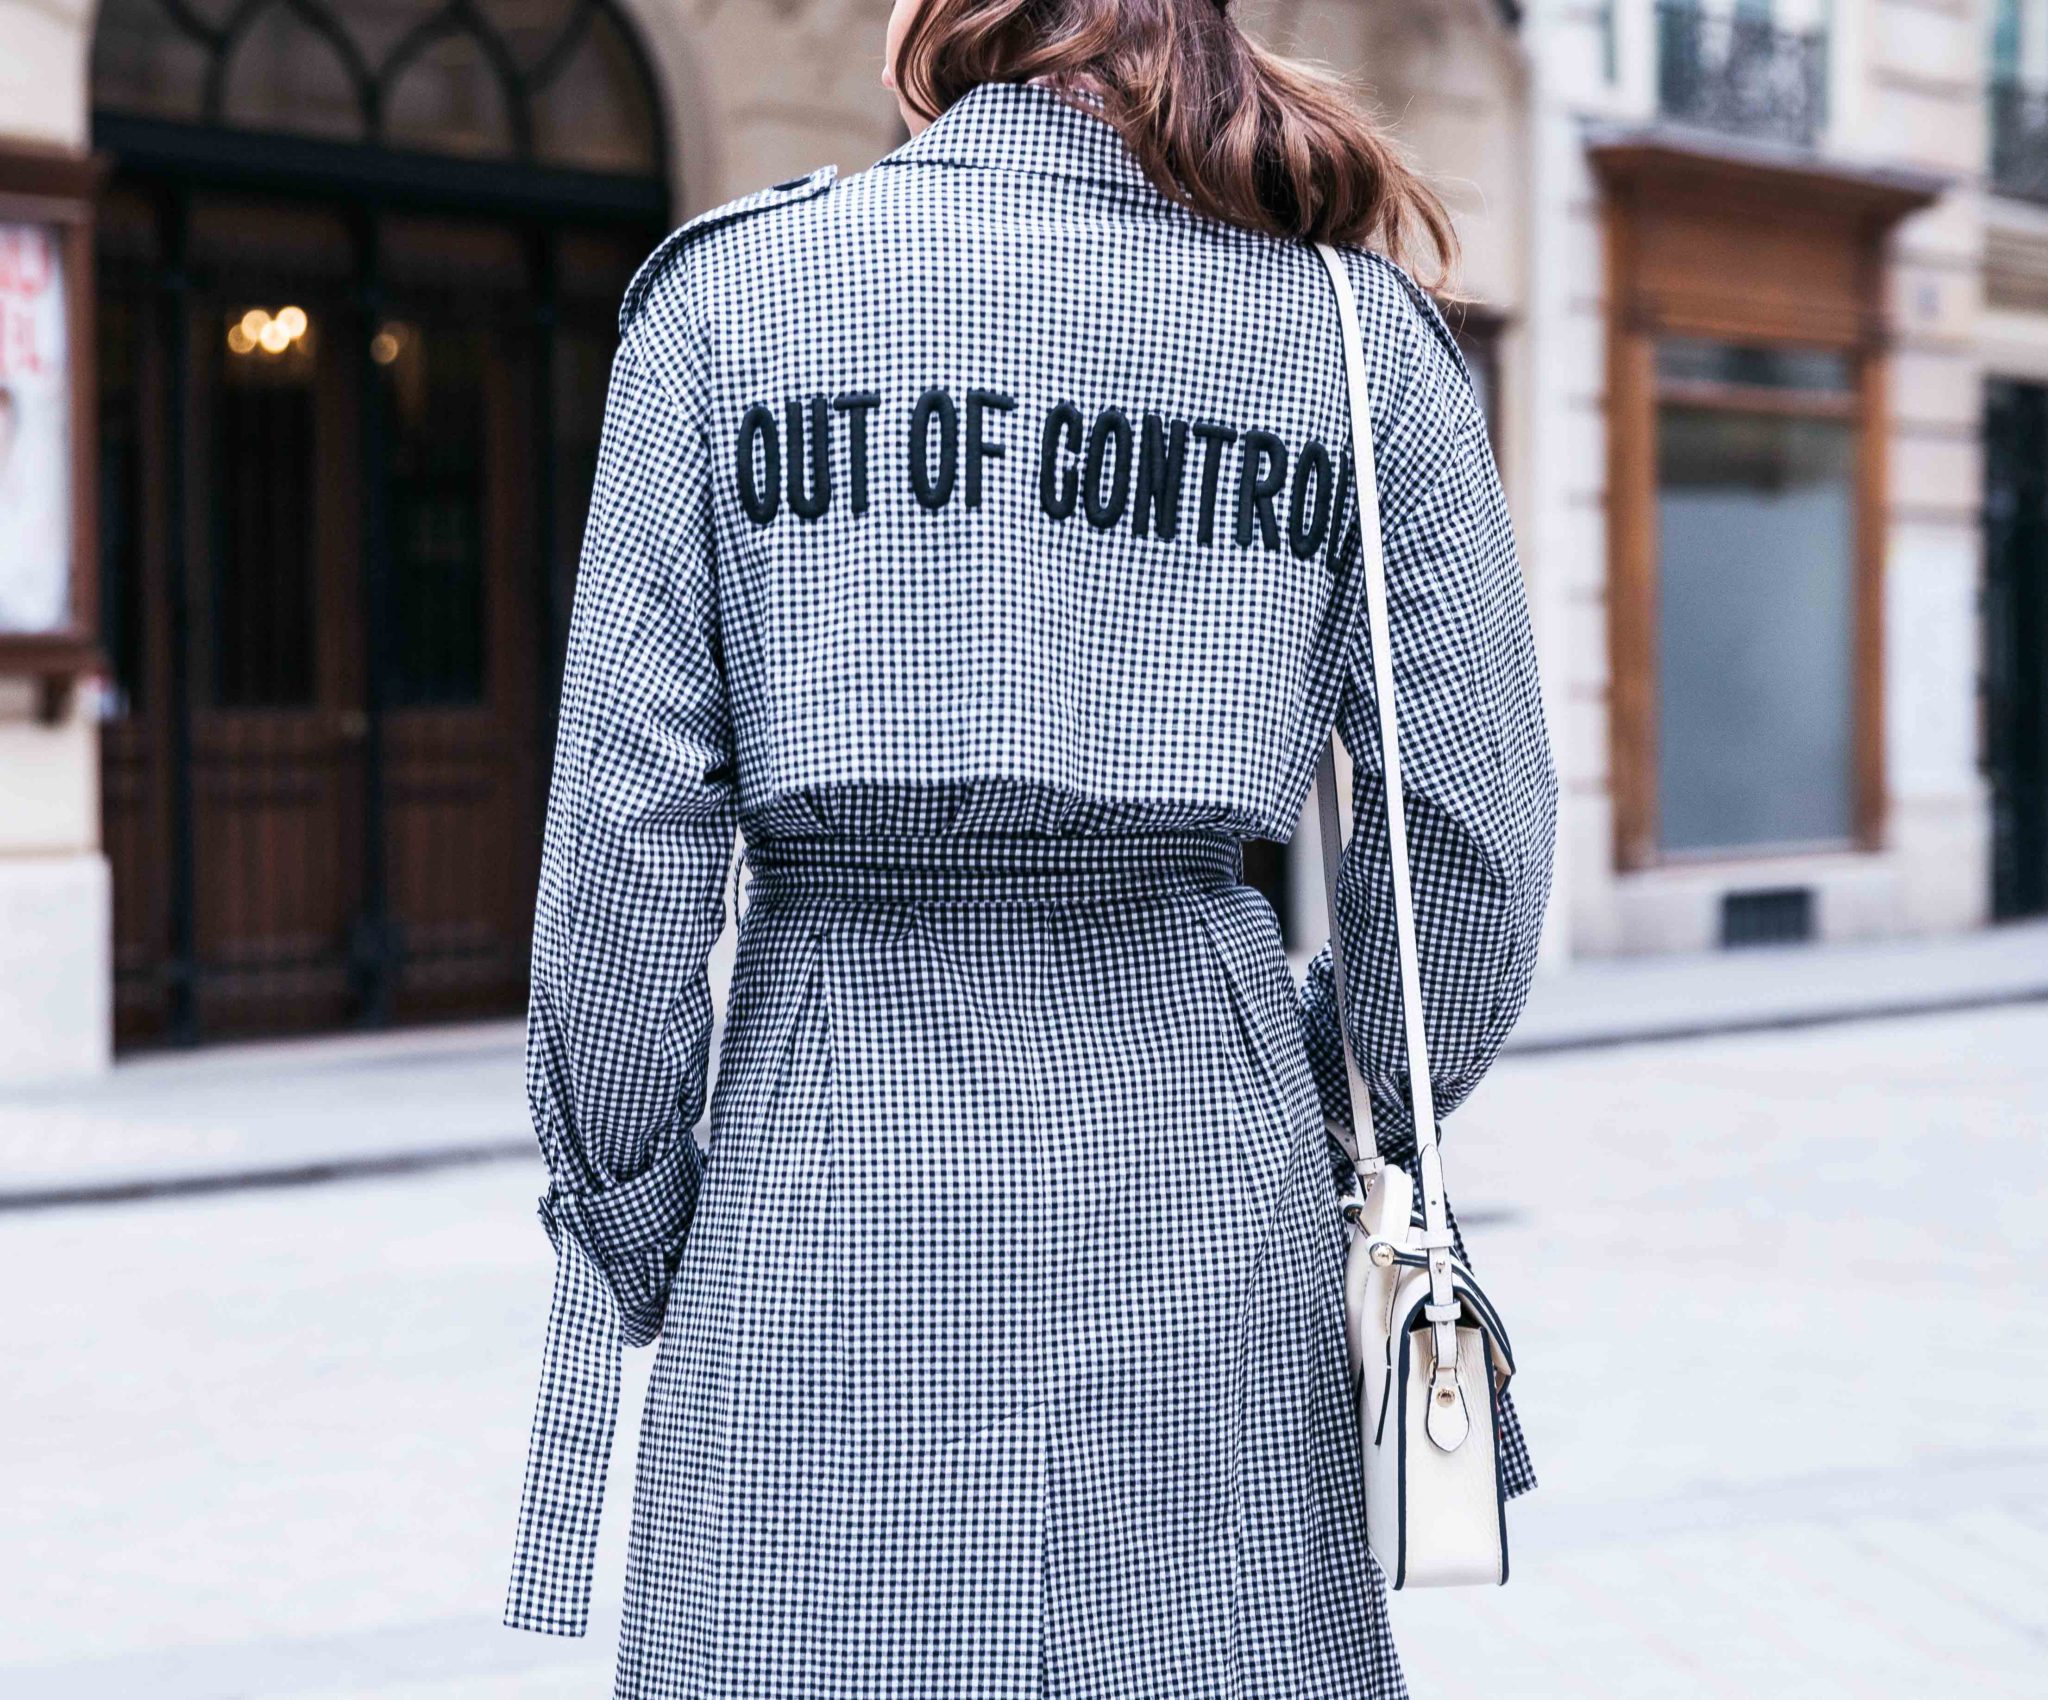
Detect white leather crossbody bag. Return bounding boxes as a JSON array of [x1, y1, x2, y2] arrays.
[[1312, 242, 1516, 1590]]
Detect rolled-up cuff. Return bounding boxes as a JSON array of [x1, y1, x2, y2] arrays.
[[542, 1135, 704, 1348]]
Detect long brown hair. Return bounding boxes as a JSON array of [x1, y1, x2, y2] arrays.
[[892, 0, 1456, 286]]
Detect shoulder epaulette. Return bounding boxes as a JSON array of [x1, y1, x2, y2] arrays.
[[620, 164, 840, 334], [1356, 249, 1477, 403]]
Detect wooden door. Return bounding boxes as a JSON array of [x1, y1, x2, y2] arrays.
[[99, 194, 551, 1042], [184, 198, 366, 1033], [375, 216, 542, 1019], [98, 187, 172, 1041]]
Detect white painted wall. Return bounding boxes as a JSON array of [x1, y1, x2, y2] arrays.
[[0, 0, 109, 1082], [614, 0, 904, 214], [0, 0, 95, 150]]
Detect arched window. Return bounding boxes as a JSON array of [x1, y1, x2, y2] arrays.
[[91, 0, 664, 178]]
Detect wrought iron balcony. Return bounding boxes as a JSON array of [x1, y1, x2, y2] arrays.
[[1991, 81, 2048, 204], [1656, 3, 1829, 151]]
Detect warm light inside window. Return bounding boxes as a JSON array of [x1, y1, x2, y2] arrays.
[[226, 305, 312, 358], [370, 322, 416, 367]]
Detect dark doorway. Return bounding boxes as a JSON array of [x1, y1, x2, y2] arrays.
[[91, 0, 670, 1045], [1984, 379, 2048, 920]]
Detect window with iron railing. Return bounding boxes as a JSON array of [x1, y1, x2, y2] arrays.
[[1655, 1, 1828, 151], [1991, 83, 2048, 202], [1991, 0, 2048, 201]]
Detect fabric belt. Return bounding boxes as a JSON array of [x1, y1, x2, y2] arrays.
[[744, 829, 1244, 905], [506, 828, 1242, 1638]]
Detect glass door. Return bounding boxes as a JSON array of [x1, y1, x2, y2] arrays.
[[1984, 380, 2048, 919], [1651, 338, 1865, 859]]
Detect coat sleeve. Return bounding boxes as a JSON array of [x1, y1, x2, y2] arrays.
[[524, 328, 735, 1350], [1298, 294, 1557, 1190]]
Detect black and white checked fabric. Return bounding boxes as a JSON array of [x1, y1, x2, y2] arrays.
[[506, 81, 1556, 1700]]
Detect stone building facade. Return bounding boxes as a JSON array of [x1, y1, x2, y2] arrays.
[[0, 0, 2030, 1082]]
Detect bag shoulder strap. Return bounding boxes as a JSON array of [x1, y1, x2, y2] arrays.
[[1312, 740, 1376, 1169], [1312, 243, 1455, 1278]]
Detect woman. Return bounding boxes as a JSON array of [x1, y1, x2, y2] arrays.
[[504, 0, 1555, 1692]]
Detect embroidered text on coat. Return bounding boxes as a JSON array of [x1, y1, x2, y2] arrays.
[[733, 387, 1350, 563]]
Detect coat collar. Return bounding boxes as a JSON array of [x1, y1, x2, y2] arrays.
[[875, 81, 1154, 194]]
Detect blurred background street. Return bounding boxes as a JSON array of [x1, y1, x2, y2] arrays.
[[5, 0, 2048, 1694], [3, 973, 2044, 1700]]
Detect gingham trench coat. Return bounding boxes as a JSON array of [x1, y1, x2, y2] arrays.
[[505, 80, 1556, 1700]]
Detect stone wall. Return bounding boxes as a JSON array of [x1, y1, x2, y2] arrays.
[[0, 0, 109, 1080]]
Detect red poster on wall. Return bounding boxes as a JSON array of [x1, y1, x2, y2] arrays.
[[0, 221, 71, 634]]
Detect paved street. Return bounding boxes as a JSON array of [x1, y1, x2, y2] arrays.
[[1392, 1001, 2048, 1699], [2, 1002, 2044, 1698]]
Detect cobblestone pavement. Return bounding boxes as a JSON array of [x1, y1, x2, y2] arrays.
[[1, 1002, 2043, 1698]]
